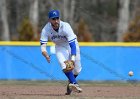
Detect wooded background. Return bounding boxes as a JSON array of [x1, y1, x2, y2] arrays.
[[0, 0, 140, 42]]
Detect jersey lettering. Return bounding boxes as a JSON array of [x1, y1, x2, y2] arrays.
[[51, 35, 67, 40]]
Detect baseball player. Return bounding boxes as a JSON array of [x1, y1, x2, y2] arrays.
[[40, 9, 82, 95]]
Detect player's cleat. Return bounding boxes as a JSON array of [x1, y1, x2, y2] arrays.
[[69, 83, 82, 93], [65, 83, 72, 95]]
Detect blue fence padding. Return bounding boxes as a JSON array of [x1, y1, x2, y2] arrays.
[[0, 46, 140, 81]]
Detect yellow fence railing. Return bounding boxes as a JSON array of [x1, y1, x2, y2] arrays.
[[0, 41, 140, 46]]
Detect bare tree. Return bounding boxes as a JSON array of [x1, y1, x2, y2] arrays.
[[116, 0, 130, 41], [130, 0, 140, 19], [29, 0, 39, 40], [48, 0, 56, 9], [63, 0, 69, 21], [0, 0, 10, 41], [69, 0, 75, 26], [62, 0, 75, 27]]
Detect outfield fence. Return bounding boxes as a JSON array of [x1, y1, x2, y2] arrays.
[[0, 42, 140, 81]]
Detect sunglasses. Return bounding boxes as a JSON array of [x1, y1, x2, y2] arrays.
[[52, 17, 59, 20]]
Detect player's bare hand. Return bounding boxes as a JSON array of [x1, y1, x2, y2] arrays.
[[42, 51, 50, 63], [45, 55, 50, 63]]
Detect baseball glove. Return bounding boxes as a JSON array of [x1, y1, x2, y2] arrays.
[[64, 60, 74, 72]]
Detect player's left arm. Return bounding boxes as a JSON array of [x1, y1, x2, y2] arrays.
[[65, 23, 77, 61], [69, 40, 76, 61]]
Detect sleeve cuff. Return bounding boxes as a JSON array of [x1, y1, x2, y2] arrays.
[[71, 55, 76, 61]]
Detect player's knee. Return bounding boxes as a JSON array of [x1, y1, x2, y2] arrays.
[[73, 70, 80, 75], [73, 68, 82, 75], [73, 71, 79, 75]]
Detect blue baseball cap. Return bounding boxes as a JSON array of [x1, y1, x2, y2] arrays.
[[48, 10, 60, 19]]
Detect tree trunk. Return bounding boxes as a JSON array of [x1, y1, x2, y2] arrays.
[[48, 0, 56, 9], [29, 0, 39, 40], [131, 0, 140, 20], [63, 0, 69, 21], [69, 0, 75, 27], [0, 0, 10, 41], [116, 0, 130, 41]]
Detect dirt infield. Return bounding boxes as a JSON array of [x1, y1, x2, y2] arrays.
[[0, 81, 140, 99]]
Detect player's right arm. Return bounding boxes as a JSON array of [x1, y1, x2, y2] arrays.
[[41, 44, 50, 63], [40, 26, 50, 63]]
